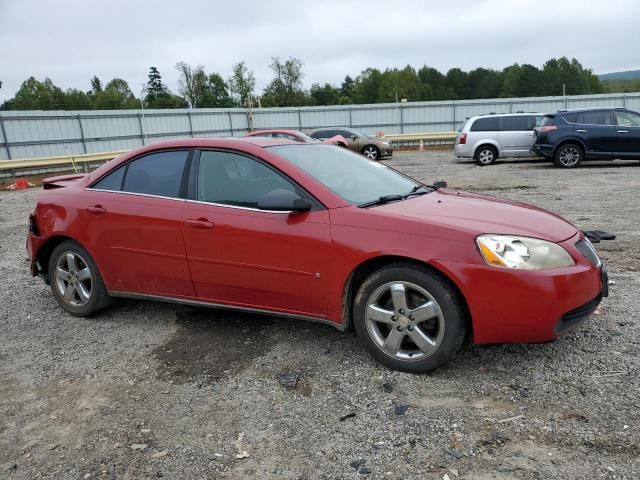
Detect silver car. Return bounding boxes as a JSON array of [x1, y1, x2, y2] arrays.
[[454, 113, 545, 166]]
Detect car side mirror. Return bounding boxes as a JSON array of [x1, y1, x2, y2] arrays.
[[257, 189, 311, 213], [350, 135, 357, 140]]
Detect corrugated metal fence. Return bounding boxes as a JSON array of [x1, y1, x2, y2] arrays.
[[1, 92, 639, 160]]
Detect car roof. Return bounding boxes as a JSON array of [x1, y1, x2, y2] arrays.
[[556, 107, 624, 113], [468, 112, 543, 120], [135, 136, 298, 150]]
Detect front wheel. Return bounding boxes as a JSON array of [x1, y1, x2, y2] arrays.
[[48, 240, 112, 316], [554, 143, 583, 168], [353, 263, 466, 372], [361, 145, 380, 160]]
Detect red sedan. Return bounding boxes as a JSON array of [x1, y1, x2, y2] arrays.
[[26, 138, 607, 372], [245, 129, 348, 147]]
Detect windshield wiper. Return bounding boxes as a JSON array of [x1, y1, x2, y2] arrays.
[[403, 184, 433, 198], [358, 194, 405, 208]]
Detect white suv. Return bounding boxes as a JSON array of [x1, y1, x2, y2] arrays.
[[454, 113, 545, 166]]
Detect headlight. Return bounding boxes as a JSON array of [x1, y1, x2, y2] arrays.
[[476, 235, 574, 270], [382, 141, 390, 147]]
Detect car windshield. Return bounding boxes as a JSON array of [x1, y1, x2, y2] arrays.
[[269, 144, 419, 205]]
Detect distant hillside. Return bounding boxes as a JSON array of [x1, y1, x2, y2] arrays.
[[599, 70, 640, 81]]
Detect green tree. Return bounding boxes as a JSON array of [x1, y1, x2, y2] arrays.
[[261, 57, 307, 107], [10, 77, 65, 110], [200, 73, 234, 108], [145, 66, 171, 107], [94, 78, 138, 109], [63, 88, 93, 109], [228, 61, 256, 107], [175, 62, 205, 107], [340, 75, 355, 98], [310, 82, 340, 106], [90, 76, 103, 94], [352, 68, 382, 104]]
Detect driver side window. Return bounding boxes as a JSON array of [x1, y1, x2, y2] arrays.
[[197, 151, 297, 209], [616, 111, 640, 127]]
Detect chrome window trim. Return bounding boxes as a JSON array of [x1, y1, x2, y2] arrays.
[[185, 198, 293, 214], [85, 188, 295, 214], [85, 188, 186, 203]]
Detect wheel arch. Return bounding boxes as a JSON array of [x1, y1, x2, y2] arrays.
[[552, 138, 586, 158], [473, 142, 500, 159], [341, 255, 473, 340], [35, 235, 89, 279]]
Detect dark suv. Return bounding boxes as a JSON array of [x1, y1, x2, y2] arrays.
[[531, 108, 640, 168]]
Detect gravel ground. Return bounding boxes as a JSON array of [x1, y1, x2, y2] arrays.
[[1, 151, 639, 480]]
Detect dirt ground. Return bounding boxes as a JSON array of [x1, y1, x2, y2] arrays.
[[1, 151, 639, 479]]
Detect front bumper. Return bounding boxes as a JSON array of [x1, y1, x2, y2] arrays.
[[380, 146, 393, 157], [433, 235, 607, 344]]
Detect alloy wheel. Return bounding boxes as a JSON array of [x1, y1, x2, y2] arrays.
[[363, 146, 379, 160], [54, 251, 93, 307], [558, 147, 580, 167], [478, 149, 495, 164], [365, 281, 445, 361]]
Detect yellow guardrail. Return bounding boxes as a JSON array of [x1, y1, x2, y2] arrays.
[[0, 150, 126, 174], [384, 132, 458, 142]]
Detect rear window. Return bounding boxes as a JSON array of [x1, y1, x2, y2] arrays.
[[562, 112, 579, 123], [470, 117, 499, 132], [580, 111, 613, 126]]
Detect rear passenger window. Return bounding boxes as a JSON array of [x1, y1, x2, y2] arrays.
[[501, 116, 532, 131], [470, 117, 499, 131], [562, 112, 579, 123], [122, 151, 189, 198], [579, 111, 612, 125], [92, 165, 125, 191], [312, 130, 333, 139]]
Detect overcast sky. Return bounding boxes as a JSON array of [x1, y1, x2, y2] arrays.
[[1, 0, 639, 102]]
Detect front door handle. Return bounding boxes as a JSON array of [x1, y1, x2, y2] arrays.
[[87, 205, 107, 215], [576, 129, 588, 133], [186, 218, 215, 229], [617, 130, 629, 134]]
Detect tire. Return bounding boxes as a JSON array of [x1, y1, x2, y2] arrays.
[[554, 143, 583, 168], [361, 145, 380, 161], [474, 145, 497, 166], [353, 263, 466, 373], [48, 240, 112, 316]]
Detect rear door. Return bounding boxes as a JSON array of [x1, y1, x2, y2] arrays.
[[499, 115, 536, 157], [614, 110, 640, 157], [181, 149, 332, 317], [84, 150, 195, 296], [573, 111, 617, 155]]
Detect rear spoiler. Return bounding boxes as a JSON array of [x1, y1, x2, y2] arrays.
[[42, 173, 88, 190]]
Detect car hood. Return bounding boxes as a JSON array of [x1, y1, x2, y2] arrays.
[[374, 189, 578, 243]]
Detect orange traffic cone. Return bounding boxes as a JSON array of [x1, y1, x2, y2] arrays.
[[15, 178, 29, 190]]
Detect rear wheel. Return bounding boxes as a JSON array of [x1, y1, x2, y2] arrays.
[[48, 240, 112, 316], [353, 263, 466, 372], [554, 143, 583, 168], [362, 145, 380, 160], [474, 145, 497, 166]]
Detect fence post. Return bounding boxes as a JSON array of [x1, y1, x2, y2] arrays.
[[0, 114, 11, 160], [227, 111, 234, 136], [77, 114, 88, 153], [348, 107, 353, 127], [623, 94, 627, 109], [451, 104, 456, 132], [509, 101, 513, 113], [188, 110, 195, 137], [400, 104, 404, 134], [137, 113, 145, 145]]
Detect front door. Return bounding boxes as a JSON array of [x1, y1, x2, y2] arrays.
[[614, 110, 640, 157], [574, 110, 617, 155], [182, 149, 332, 317]]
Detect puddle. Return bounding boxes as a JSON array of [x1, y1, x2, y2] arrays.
[[154, 306, 275, 383]]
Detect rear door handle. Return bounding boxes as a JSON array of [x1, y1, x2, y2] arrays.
[[576, 129, 588, 133], [186, 218, 215, 229], [87, 205, 107, 215], [617, 130, 629, 134]]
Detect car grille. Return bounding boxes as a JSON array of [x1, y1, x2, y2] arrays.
[[575, 239, 601, 267]]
